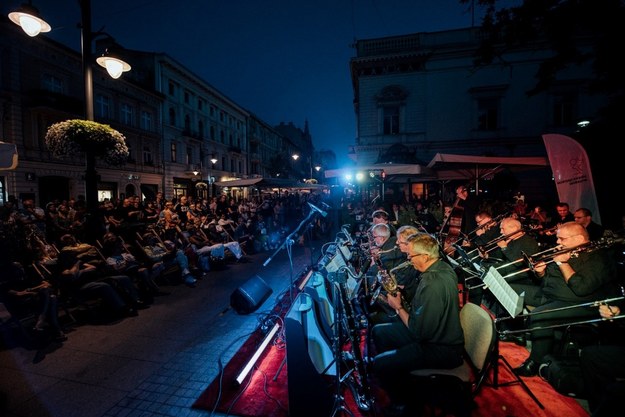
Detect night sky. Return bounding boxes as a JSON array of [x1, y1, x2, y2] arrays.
[[4, 0, 509, 168]]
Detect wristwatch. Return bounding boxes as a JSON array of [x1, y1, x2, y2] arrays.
[[556, 261, 568, 266]]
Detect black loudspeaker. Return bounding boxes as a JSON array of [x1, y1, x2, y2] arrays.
[[230, 275, 273, 314]]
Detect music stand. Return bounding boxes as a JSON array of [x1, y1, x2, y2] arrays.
[[481, 267, 545, 409]]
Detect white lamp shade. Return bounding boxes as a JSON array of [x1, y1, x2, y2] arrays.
[[9, 11, 51, 37], [96, 56, 131, 79]]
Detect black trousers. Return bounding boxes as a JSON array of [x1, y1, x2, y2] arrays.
[[370, 322, 463, 403]]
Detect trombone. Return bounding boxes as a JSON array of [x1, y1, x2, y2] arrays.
[[497, 296, 625, 335], [466, 229, 525, 262], [467, 236, 625, 290]]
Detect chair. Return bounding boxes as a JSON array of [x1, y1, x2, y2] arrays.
[[410, 302, 497, 417]]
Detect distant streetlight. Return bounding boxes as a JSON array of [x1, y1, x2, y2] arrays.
[[292, 154, 299, 161], [9, 0, 132, 219], [209, 157, 218, 197]]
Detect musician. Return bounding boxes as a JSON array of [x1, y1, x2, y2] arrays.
[[580, 303, 625, 417], [486, 217, 541, 285], [472, 211, 501, 248], [514, 222, 622, 377], [367, 224, 419, 324], [466, 211, 503, 305], [370, 233, 464, 416], [371, 209, 396, 236], [574, 207, 605, 241], [455, 185, 478, 237], [395, 225, 419, 255]]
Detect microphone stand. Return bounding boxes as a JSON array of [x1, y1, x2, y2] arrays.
[[268, 208, 320, 382]]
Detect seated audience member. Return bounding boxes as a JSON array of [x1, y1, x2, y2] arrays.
[[1, 262, 67, 341], [233, 217, 256, 252], [574, 207, 605, 241], [139, 233, 197, 287], [370, 233, 464, 416], [100, 232, 164, 301], [513, 222, 622, 377], [55, 234, 147, 316], [184, 224, 243, 263], [580, 302, 625, 417]]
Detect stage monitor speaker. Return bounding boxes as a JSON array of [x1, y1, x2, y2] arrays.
[[230, 275, 273, 314]]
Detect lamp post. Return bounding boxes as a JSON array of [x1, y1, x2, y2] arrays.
[[209, 157, 218, 197], [292, 153, 299, 179], [9, 0, 131, 218]]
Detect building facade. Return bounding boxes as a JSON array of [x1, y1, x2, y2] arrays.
[[0, 17, 307, 206], [348, 27, 607, 204], [350, 28, 605, 164]]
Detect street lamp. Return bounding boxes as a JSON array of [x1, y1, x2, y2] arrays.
[[209, 157, 218, 197], [9, 0, 131, 218]]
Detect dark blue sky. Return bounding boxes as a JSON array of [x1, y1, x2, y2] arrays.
[[5, 0, 510, 167]]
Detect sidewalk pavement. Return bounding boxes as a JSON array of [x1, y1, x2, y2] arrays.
[[1, 245, 316, 417]]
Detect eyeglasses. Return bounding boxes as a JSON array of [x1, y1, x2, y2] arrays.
[[409, 253, 428, 260], [557, 234, 580, 240]]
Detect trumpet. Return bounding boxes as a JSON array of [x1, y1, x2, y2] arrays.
[[466, 213, 508, 238]]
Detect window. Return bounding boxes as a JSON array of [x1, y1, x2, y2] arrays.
[[552, 93, 577, 127], [198, 99, 203, 111], [184, 90, 190, 104], [184, 114, 191, 131], [168, 80, 176, 96], [127, 144, 134, 162], [210, 105, 215, 117], [95, 94, 111, 119], [140, 110, 152, 131], [220, 130, 225, 143], [169, 107, 176, 126], [222, 156, 226, 170], [477, 98, 499, 131], [383, 106, 400, 134], [186, 147, 193, 165], [238, 161, 242, 173], [42, 73, 63, 93], [198, 120, 204, 138], [120, 103, 134, 126], [143, 146, 153, 165], [376, 85, 406, 135], [170, 142, 177, 163], [210, 125, 215, 140]]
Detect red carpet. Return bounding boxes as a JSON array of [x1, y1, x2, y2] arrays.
[[193, 333, 589, 417]]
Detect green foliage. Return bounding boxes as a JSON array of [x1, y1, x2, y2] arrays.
[[45, 119, 129, 166]]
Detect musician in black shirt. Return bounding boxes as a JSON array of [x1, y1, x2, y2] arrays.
[[370, 233, 464, 415], [514, 222, 621, 377]]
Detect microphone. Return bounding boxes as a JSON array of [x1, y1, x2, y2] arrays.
[[308, 202, 327, 217]]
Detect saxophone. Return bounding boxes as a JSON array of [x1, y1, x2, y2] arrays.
[[369, 259, 412, 307]]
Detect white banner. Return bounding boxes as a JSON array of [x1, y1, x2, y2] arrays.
[[542, 133, 601, 224]]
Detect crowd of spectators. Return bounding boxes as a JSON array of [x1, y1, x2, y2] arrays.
[[0, 190, 332, 346]]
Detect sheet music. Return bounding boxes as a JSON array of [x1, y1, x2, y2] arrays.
[[483, 266, 524, 317]]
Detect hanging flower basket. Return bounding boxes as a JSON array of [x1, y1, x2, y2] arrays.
[[45, 119, 129, 166]]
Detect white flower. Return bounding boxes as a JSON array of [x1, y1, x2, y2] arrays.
[[45, 119, 129, 166]]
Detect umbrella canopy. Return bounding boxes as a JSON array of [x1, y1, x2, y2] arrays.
[[427, 153, 549, 191]]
